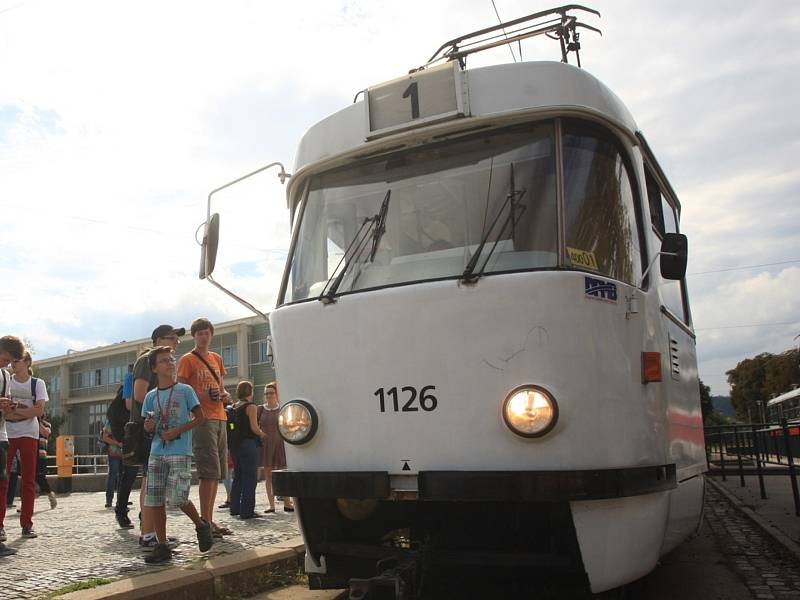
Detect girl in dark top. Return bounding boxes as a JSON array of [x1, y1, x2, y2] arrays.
[[228, 381, 266, 519]]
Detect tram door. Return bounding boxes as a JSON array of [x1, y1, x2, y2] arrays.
[[644, 166, 705, 475]]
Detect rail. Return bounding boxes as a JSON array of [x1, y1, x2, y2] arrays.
[[704, 419, 800, 517]]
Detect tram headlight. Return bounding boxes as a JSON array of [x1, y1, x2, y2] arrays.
[[502, 385, 558, 438], [278, 400, 318, 445]]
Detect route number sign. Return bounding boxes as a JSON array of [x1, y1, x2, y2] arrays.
[[365, 62, 469, 139]]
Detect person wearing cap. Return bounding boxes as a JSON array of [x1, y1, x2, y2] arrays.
[[119, 325, 184, 552]]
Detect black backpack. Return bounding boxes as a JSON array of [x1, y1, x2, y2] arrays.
[[106, 385, 130, 443], [226, 405, 243, 449]]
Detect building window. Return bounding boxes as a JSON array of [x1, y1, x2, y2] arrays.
[[88, 402, 109, 435], [95, 369, 103, 387], [50, 375, 60, 393], [221, 345, 238, 368]]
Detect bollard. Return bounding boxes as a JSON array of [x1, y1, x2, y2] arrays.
[[780, 419, 800, 517], [720, 429, 727, 481], [734, 425, 745, 487], [55, 435, 74, 494], [751, 424, 767, 500]]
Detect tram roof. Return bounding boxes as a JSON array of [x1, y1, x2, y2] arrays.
[[289, 60, 638, 202], [768, 386, 800, 407]]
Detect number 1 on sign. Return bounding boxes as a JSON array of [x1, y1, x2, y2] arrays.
[[402, 82, 420, 119]]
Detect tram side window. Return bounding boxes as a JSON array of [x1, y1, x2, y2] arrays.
[[562, 125, 644, 287], [644, 166, 688, 323], [645, 170, 665, 235]]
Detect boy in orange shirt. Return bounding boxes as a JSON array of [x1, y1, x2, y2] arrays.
[[177, 318, 231, 537]]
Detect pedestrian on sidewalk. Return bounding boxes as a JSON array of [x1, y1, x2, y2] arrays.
[[124, 324, 184, 547], [102, 419, 123, 508], [36, 419, 56, 509], [0, 336, 26, 555], [0, 350, 48, 539], [141, 346, 213, 563], [5, 450, 18, 508], [228, 381, 266, 519], [259, 382, 293, 513], [177, 317, 232, 538]]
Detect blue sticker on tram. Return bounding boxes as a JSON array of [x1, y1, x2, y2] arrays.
[[584, 276, 617, 303]]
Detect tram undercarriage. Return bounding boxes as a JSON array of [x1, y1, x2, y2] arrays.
[[298, 497, 590, 598]]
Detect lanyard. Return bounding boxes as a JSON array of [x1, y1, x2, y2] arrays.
[[155, 385, 175, 431]]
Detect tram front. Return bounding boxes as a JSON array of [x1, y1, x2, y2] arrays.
[[263, 59, 703, 595]]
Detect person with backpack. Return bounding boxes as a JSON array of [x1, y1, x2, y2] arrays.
[[0, 334, 25, 556], [227, 381, 266, 519], [0, 350, 48, 538]]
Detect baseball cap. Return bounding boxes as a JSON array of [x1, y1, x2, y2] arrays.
[[151, 325, 186, 344]]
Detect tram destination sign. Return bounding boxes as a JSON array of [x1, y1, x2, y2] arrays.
[[365, 62, 469, 139]]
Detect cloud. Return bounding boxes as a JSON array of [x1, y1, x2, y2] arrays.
[[0, 0, 798, 400]]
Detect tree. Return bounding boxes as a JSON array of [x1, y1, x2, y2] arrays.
[[699, 379, 712, 423]]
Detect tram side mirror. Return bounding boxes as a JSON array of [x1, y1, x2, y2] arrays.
[[660, 233, 688, 280], [199, 213, 221, 280]]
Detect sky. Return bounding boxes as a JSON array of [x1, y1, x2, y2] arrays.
[[1, 0, 798, 396]]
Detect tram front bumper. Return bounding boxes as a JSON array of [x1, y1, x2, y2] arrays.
[[272, 464, 676, 501]]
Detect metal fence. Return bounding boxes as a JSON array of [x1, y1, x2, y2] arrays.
[[704, 419, 800, 517]]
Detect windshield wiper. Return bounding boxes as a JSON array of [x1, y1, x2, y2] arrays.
[[318, 189, 391, 304], [461, 163, 526, 282], [368, 189, 391, 262]]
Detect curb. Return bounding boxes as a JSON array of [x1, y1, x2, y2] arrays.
[[706, 475, 800, 563], [57, 536, 307, 600]]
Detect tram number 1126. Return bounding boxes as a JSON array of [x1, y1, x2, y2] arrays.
[[375, 385, 438, 412]]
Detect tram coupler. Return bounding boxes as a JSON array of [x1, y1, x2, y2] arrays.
[[348, 556, 419, 600]]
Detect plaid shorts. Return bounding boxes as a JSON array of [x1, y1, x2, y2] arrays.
[[144, 454, 192, 507]]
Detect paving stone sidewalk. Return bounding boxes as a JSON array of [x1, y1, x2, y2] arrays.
[[0, 489, 299, 599], [705, 482, 800, 599]]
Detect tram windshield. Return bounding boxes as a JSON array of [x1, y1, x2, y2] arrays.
[[283, 120, 643, 303]]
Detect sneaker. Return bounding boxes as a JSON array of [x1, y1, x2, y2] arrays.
[[104, 503, 112, 508], [143, 543, 172, 564], [140, 536, 178, 551], [0, 528, 6, 542], [21, 527, 37, 538], [196, 519, 214, 552], [48, 492, 57, 509], [116, 513, 134, 529], [0, 543, 17, 557]]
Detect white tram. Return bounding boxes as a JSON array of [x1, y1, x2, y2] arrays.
[[201, 6, 707, 597]]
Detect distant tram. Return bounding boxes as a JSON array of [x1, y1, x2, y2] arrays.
[[201, 6, 707, 597], [768, 386, 800, 422]]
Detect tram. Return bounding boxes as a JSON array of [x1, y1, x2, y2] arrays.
[[201, 5, 706, 597]]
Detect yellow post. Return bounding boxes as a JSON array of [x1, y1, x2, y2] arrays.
[[55, 435, 74, 493]]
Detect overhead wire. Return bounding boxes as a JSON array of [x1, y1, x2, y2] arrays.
[[688, 259, 800, 276], [695, 321, 800, 332], [490, 0, 517, 62]]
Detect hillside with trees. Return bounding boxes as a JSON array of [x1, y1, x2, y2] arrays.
[[726, 348, 800, 422]]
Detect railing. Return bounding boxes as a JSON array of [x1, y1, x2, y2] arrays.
[[704, 419, 800, 517], [42, 454, 111, 475]]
